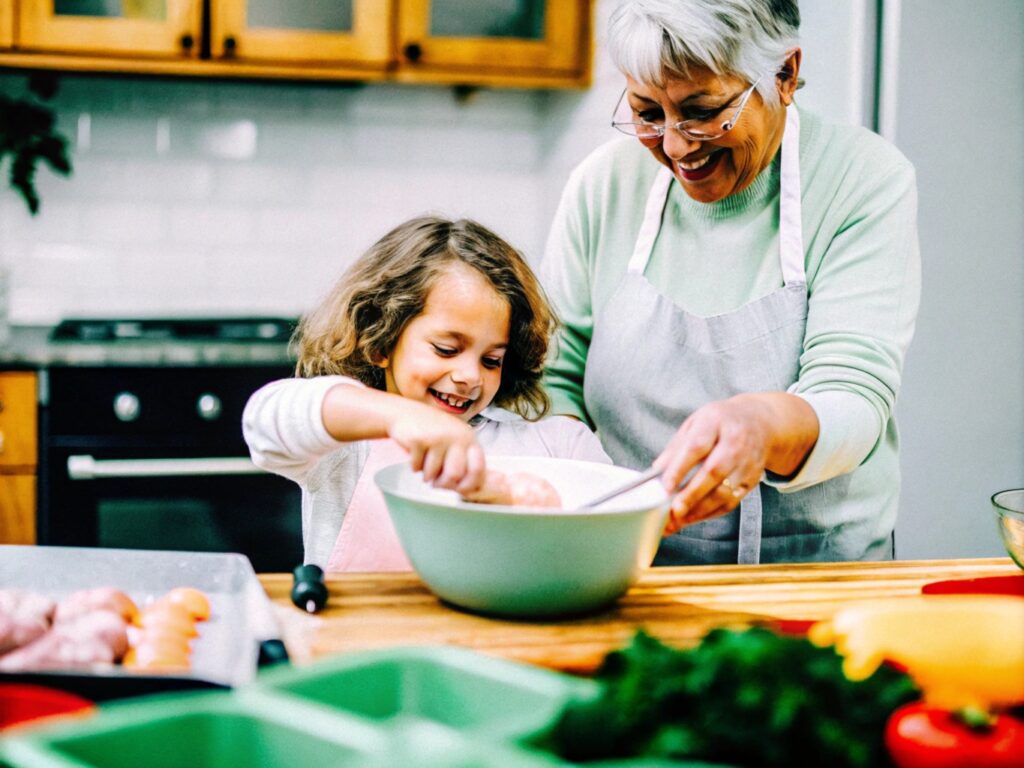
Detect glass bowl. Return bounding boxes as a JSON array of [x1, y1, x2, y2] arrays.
[[992, 489, 1024, 569]]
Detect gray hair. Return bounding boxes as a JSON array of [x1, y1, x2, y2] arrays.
[[608, 0, 800, 107]]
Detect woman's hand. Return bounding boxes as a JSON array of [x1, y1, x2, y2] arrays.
[[386, 400, 487, 495], [653, 393, 819, 535]]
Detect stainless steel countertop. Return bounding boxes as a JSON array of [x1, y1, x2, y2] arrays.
[[0, 325, 295, 368]]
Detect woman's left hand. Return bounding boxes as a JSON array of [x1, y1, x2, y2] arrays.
[[653, 393, 819, 535]]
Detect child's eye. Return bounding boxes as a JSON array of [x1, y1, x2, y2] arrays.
[[482, 357, 503, 370], [432, 344, 457, 357]]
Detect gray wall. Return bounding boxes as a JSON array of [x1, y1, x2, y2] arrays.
[[893, 0, 1024, 558]]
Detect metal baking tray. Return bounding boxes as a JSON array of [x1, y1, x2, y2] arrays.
[[0, 545, 285, 700]]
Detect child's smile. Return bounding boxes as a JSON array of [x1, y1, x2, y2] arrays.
[[380, 262, 510, 422]]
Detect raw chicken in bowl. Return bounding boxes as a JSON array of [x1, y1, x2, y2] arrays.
[[374, 456, 669, 618]]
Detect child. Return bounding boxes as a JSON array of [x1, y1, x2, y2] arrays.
[[243, 216, 610, 572]]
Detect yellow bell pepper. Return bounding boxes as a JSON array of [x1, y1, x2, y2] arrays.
[[808, 595, 1024, 710]]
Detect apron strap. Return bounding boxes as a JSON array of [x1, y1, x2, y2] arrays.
[[627, 167, 674, 273], [778, 106, 805, 286], [737, 486, 763, 565]]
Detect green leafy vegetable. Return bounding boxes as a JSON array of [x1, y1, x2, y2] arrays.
[[548, 628, 918, 767], [0, 75, 73, 214]]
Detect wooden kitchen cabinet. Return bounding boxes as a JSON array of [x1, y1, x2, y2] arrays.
[[1, 0, 592, 88], [0, 371, 37, 544], [209, 0, 391, 71], [0, 1, 13, 48], [396, 0, 592, 88], [16, 0, 202, 58]]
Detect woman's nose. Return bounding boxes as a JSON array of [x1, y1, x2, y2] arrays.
[[661, 127, 702, 162]]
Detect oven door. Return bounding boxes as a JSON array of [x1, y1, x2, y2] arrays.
[[43, 445, 303, 573]]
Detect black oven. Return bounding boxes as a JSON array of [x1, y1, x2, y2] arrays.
[[38, 334, 303, 573]]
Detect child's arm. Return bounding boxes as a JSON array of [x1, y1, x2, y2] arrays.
[[320, 384, 486, 494], [243, 376, 352, 484]]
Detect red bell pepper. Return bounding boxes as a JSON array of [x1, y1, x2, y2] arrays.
[[885, 702, 1024, 767]]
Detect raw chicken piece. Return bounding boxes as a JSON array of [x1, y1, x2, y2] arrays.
[[463, 470, 562, 508], [54, 587, 138, 623], [0, 609, 129, 671], [0, 589, 56, 655]]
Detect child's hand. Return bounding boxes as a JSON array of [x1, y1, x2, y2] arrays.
[[387, 403, 486, 494]]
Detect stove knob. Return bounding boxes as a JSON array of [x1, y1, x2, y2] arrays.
[[197, 393, 222, 421], [113, 392, 140, 422]]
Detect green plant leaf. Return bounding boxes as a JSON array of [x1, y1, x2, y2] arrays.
[[0, 80, 74, 215]]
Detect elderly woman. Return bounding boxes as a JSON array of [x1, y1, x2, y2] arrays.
[[541, 0, 920, 564]]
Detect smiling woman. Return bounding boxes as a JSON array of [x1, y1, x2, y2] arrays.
[[540, 0, 921, 566], [243, 216, 610, 573]]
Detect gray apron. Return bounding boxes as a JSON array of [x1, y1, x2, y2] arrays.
[[584, 107, 864, 565]]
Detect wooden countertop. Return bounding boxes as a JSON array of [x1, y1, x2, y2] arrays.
[[260, 558, 1021, 675]]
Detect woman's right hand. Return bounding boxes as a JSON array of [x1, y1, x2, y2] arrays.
[[387, 401, 486, 495]]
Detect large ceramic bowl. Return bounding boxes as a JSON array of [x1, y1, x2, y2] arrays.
[[375, 456, 669, 618], [992, 489, 1024, 570]]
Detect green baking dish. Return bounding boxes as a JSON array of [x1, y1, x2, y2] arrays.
[[244, 644, 600, 742], [1, 647, 731, 768], [0, 691, 384, 768]]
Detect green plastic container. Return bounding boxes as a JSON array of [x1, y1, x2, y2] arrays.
[[0, 692, 383, 768], [0, 646, 728, 767], [245, 645, 598, 741]]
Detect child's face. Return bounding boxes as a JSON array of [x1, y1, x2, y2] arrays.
[[379, 263, 510, 422]]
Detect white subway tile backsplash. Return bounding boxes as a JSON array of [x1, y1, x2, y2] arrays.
[[214, 164, 309, 206], [168, 206, 255, 245], [0, 39, 622, 322], [81, 202, 166, 243]]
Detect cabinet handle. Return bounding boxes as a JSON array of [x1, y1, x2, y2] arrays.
[[180, 33, 194, 53], [403, 42, 423, 63], [223, 35, 237, 58]]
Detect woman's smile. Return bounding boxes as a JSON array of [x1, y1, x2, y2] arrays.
[[677, 148, 727, 181]]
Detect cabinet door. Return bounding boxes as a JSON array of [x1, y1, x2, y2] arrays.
[[397, 0, 591, 84], [1, 1, 13, 48], [18, 0, 201, 58], [0, 475, 36, 545], [0, 372, 37, 469], [211, 0, 392, 67]]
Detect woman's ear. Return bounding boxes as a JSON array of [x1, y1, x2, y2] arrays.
[[777, 48, 802, 106]]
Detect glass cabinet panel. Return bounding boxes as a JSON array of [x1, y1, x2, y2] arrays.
[[398, 0, 589, 83], [246, 0, 354, 33], [53, 0, 167, 21], [428, 0, 544, 40], [19, 0, 197, 56]]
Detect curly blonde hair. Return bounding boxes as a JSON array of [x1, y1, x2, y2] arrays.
[[294, 216, 556, 420]]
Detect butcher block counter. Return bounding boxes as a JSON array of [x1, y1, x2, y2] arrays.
[[260, 557, 1021, 674]]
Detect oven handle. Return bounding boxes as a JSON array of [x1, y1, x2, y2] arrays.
[[67, 455, 266, 480]]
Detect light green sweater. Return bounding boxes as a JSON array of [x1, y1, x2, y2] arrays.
[[541, 106, 920, 530]]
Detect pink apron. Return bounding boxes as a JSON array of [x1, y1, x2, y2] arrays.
[[325, 439, 413, 573]]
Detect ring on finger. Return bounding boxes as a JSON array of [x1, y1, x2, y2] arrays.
[[721, 477, 744, 499]]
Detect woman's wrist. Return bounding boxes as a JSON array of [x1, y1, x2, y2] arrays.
[[734, 392, 820, 477]]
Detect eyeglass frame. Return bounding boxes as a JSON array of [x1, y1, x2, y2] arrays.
[[611, 75, 765, 142]]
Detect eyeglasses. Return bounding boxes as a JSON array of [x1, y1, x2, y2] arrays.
[[611, 76, 763, 142]]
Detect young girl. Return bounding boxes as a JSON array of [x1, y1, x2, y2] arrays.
[[243, 216, 610, 572]]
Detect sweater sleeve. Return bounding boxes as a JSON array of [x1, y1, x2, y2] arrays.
[[540, 165, 595, 426], [768, 159, 921, 492], [242, 375, 362, 486]]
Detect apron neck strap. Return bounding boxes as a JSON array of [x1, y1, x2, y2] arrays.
[[627, 105, 805, 286], [627, 167, 673, 273], [778, 105, 804, 285]]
